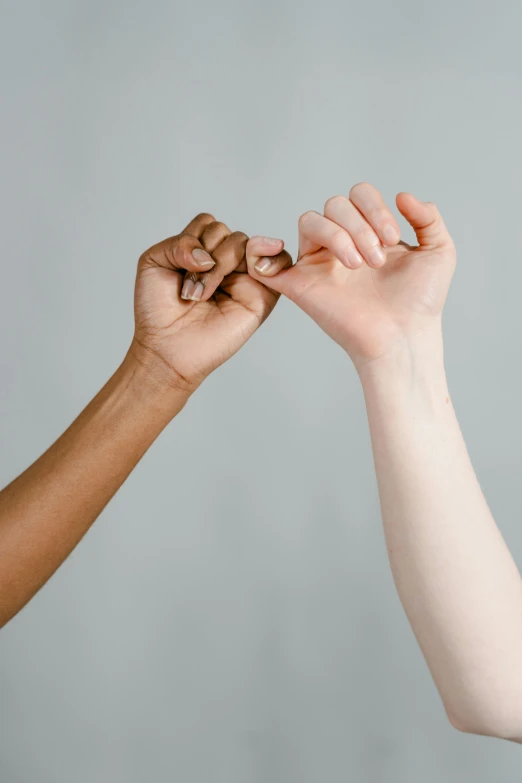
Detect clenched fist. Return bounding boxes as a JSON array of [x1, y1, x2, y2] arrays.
[[131, 213, 291, 392]]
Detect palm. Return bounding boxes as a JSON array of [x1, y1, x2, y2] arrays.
[[283, 242, 454, 363], [134, 264, 274, 388]]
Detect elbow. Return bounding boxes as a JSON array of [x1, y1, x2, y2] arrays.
[[446, 705, 522, 744]]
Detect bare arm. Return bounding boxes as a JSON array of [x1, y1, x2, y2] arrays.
[[0, 217, 289, 628], [0, 353, 186, 627], [360, 335, 522, 742], [249, 182, 522, 742]]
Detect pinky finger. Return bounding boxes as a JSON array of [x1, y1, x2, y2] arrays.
[[246, 236, 293, 277]]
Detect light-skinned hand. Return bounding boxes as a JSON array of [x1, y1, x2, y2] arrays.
[[247, 183, 456, 371]]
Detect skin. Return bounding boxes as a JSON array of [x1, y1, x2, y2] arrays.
[[133, 213, 291, 390], [248, 182, 522, 743], [0, 214, 291, 628], [3, 186, 521, 743]]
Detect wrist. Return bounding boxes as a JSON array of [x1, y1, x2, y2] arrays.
[[120, 342, 193, 419], [356, 327, 449, 404]]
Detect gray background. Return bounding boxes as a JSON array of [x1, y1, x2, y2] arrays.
[[1, 0, 521, 780]]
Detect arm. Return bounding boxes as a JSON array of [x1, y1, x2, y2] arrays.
[[360, 334, 522, 742], [0, 352, 186, 628], [248, 183, 522, 742], [0, 215, 290, 628]]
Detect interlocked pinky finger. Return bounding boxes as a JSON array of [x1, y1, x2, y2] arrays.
[[246, 235, 292, 278]]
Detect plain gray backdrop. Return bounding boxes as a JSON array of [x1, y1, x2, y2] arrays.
[[1, 0, 521, 780]]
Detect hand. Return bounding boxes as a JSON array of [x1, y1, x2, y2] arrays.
[[247, 183, 456, 371], [130, 214, 291, 392]]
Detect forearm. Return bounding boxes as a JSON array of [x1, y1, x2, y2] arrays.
[[0, 347, 189, 627], [359, 329, 522, 741]]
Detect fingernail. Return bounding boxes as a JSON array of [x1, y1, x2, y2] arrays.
[[345, 249, 363, 269], [382, 225, 399, 246], [181, 278, 195, 299], [192, 248, 215, 268], [254, 257, 273, 274], [188, 281, 204, 301], [368, 247, 386, 268], [258, 236, 282, 246]]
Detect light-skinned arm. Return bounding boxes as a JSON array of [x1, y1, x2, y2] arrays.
[[248, 183, 522, 743], [0, 214, 289, 628]]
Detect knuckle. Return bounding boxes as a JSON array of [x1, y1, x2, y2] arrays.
[[349, 181, 372, 200], [331, 226, 348, 246], [176, 233, 192, 248], [229, 230, 249, 243], [194, 212, 215, 224], [324, 194, 347, 215], [368, 207, 389, 225], [206, 220, 229, 234], [425, 208, 442, 231], [358, 227, 379, 247], [298, 210, 317, 231]]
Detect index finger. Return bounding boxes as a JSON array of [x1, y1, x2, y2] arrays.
[[142, 232, 216, 274], [182, 212, 218, 238]]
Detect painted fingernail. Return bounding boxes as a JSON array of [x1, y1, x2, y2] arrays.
[[258, 236, 283, 246], [368, 247, 386, 267], [189, 281, 204, 301], [254, 257, 273, 274], [382, 225, 399, 245], [181, 278, 195, 299], [192, 248, 215, 268]]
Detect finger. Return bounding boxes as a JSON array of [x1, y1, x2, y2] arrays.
[[180, 220, 233, 301], [141, 232, 216, 275], [298, 211, 363, 269], [246, 235, 291, 278], [200, 220, 231, 253], [181, 231, 249, 302], [322, 197, 386, 269], [182, 212, 218, 238], [395, 192, 453, 249], [180, 220, 233, 300], [347, 183, 401, 247], [217, 272, 278, 325], [244, 235, 296, 298]]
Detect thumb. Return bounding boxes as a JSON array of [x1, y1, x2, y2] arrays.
[[142, 232, 216, 275], [396, 192, 453, 250]]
